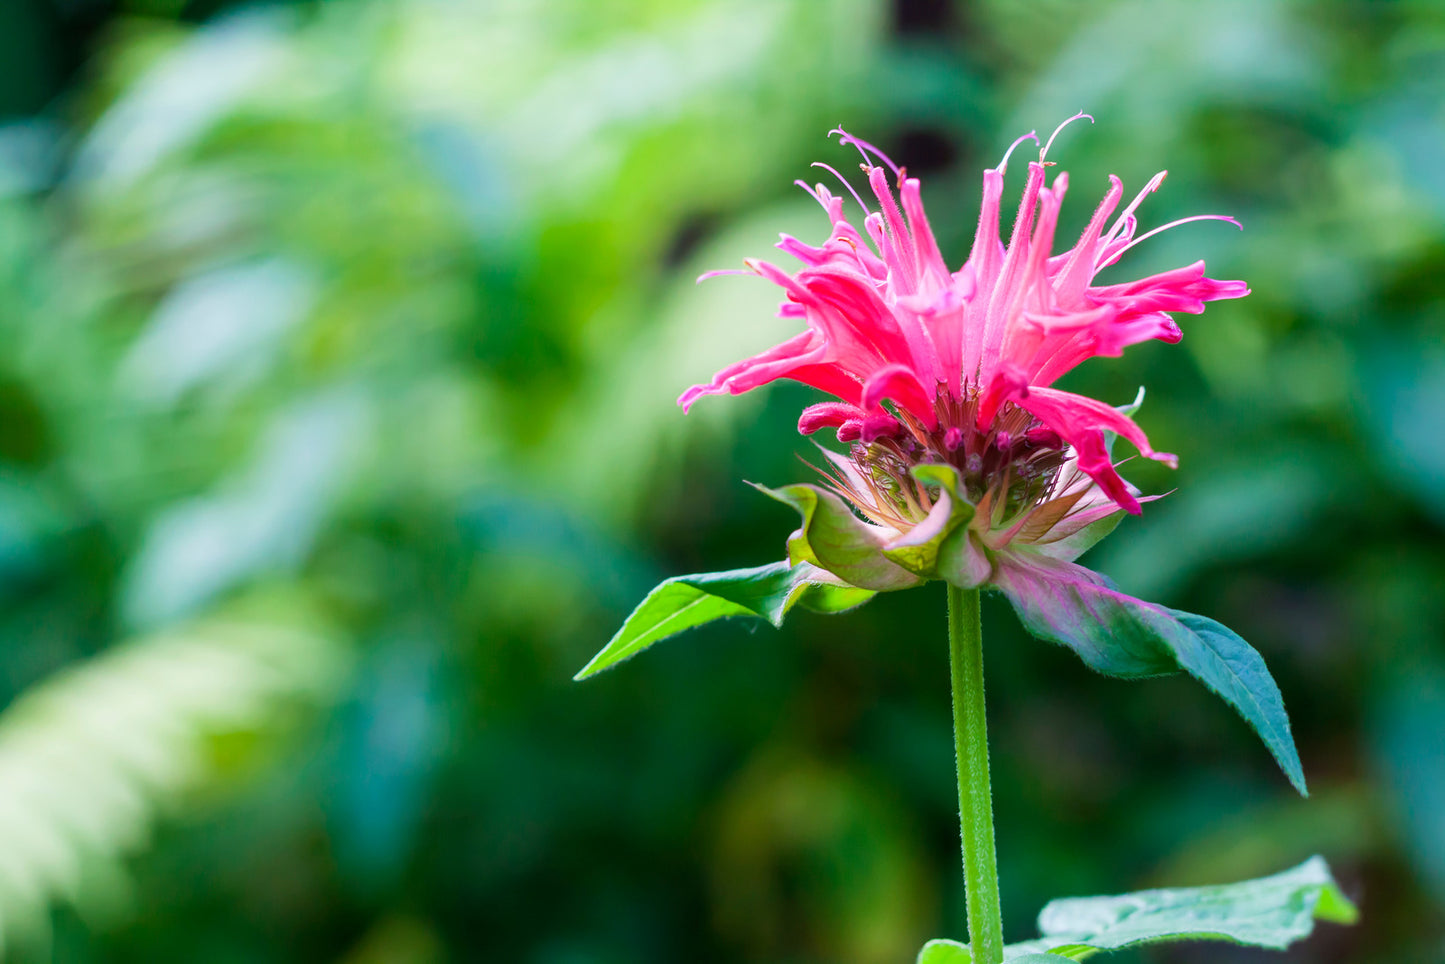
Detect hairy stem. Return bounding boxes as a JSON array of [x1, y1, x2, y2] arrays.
[[947, 584, 1004, 963]]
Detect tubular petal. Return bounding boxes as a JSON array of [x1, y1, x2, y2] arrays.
[[798, 402, 864, 435], [1014, 386, 1177, 514], [809, 161, 872, 218], [1102, 170, 1168, 248], [682, 123, 1247, 527], [861, 364, 939, 427]]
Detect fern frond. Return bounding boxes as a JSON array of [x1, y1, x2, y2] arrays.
[[0, 614, 348, 952]]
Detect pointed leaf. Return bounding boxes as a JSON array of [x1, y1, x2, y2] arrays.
[[1005, 856, 1355, 956], [995, 555, 1307, 795], [755, 482, 921, 591], [1165, 609, 1307, 793], [574, 561, 873, 680]]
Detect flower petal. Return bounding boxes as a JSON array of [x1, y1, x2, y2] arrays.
[[861, 363, 939, 427], [1013, 385, 1176, 514], [797, 402, 864, 435], [679, 330, 840, 410]]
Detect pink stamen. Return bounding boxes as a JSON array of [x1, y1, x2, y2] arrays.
[[829, 127, 902, 177], [1039, 111, 1094, 164], [810, 161, 872, 218], [1103, 170, 1168, 246], [1097, 214, 1243, 269], [794, 178, 825, 206], [696, 268, 751, 283], [996, 130, 1039, 174]]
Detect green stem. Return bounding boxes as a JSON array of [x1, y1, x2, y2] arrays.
[[947, 584, 1004, 963]]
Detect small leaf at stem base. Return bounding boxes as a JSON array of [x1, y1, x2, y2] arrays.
[[919, 857, 1356, 962], [916, 940, 1078, 963], [916, 939, 971, 964], [1005, 855, 1356, 957]]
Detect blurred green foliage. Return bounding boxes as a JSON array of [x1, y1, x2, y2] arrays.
[[0, 0, 1440, 961]]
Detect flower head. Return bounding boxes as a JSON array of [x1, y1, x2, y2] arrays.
[[682, 116, 1247, 545]]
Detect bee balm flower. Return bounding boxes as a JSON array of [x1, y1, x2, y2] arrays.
[[581, 122, 1342, 964], [683, 116, 1246, 522], [583, 119, 1305, 798]]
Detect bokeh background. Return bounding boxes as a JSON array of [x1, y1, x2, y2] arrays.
[[0, 0, 1441, 961]]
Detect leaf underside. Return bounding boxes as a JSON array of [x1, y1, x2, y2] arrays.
[[918, 856, 1357, 963], [994, 556, 1308, 795]]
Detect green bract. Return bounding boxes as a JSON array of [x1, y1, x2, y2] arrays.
[[757, 482, 925, 590], [759, 463, 991, 588], [580, 468, 1308, 796]]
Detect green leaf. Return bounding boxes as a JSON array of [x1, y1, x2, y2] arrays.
[[1165, 609, 1307, 794], [916, 939, 971, 964], [574, 560, 874, 680], [995, 555, 1307, 795], [755, 482, 922, 591], [1004, 856, 1356, 957], [916, 939, 1080, 962]]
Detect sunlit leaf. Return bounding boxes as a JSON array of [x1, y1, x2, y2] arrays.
[[119, 258, 317, 405], [1002, 856, 1356, 957], [917, 938, 1079, 962], [575, 560, 874, 680], [121, 393, 366, 629], [917, 939, 971, 963]]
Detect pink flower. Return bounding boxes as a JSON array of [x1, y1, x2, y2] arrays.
[[583, 121, 1304, 794], [681, 115, 1247, 517]]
